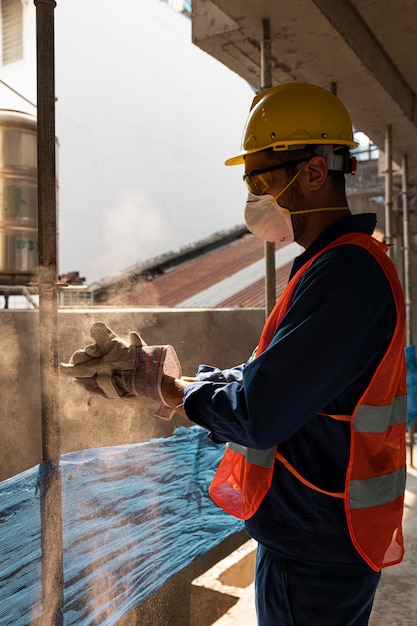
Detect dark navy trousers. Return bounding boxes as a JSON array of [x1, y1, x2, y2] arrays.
[[255, 543, 381, 626]]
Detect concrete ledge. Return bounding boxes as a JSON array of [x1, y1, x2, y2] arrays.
[[190, 539, 257, 626], [116, 530, 251, 626]]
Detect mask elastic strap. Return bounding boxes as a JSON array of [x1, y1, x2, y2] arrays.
[[282, 206, 349, 215], [272, 161, 308, 202]]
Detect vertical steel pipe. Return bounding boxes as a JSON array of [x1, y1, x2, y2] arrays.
[[35, 0, 59, 461], [401, 154, 412, 347], [34, 0, 63, 623], [384, 125, 394, 259], [261, 18, 276, 318], [401, 154, 415, 466]]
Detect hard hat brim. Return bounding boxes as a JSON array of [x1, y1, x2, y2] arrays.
[[225, 138, 359, 167]]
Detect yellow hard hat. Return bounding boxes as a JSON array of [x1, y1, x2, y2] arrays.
[[225, 82, 358, 166]]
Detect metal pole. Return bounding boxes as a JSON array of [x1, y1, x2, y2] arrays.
[[401, 155, 416, 468], [34, 1, 64, 623], [384, 125, 394, 259], [401, 154, 412, 347], [261, 18, 276, 318]]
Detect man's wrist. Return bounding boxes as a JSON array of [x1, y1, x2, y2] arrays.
[[161, 376, 188, 415]]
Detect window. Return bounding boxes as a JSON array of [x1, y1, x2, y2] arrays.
[[1, 0, 23, 65]]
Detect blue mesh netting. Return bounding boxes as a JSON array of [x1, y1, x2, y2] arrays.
[[0, 426, 243, 625]]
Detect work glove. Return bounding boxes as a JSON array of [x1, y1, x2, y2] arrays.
[[59, 322, 182, 420]]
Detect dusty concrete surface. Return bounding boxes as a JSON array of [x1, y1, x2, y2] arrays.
[[211, 458, 417, 626]]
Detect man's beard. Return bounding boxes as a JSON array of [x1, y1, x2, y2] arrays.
[[280, 178, 310, 244]]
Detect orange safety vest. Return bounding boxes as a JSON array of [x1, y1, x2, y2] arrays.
[[209, 232, 407, 571]]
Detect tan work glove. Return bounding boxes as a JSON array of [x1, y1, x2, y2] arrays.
[[59, 322, 182, 420]]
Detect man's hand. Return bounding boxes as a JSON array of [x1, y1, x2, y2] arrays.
[[59, 322, 182, 419]]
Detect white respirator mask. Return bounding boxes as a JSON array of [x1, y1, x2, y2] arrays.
[[244, 192, 294, 242], [244, 160, 349, 242], [244, 164, 306, 243]]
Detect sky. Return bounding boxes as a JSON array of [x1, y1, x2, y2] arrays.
[[0, 0, 381, 287]]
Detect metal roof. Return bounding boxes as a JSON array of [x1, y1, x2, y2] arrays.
[[177, 242, 302, 307], [101, 233, 298, 309], [99, 220, 384, 309]]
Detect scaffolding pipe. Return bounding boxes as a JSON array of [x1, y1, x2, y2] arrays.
[[401, 155, 416, 467], [401, 154, 412, 347], [384, 125, 394, 259], [34, 0, 64, 623], [261, 18, 276, 318]]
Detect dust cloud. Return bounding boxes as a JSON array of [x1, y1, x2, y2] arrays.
[[58, 310, 187, 458], [93, 190, 170, 282], [0, 307, 188, 480]]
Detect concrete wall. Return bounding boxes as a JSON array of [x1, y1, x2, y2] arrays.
[[0, 307, 265, 481]]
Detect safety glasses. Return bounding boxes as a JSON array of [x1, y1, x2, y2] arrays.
[[243, 157, 311, 195]]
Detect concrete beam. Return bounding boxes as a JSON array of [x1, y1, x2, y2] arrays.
[[312, 0, 417, 125]]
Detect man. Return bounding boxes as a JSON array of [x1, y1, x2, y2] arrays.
[[61, 83, 407, 625]]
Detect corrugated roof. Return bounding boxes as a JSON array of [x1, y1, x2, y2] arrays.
[[102, 233, 299, 308], [100, 226, 384, 309], [177, 242, 302, 307]]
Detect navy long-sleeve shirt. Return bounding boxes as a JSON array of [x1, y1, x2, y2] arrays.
[[183, 213, 396, 564]]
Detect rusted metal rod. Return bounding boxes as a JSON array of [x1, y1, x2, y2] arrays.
[[384, 124, 394, 259], [401, 153, 415, 467], [401, 154, 412, 347], [36, 6, 60, 463], [34, 0, 63, 622]]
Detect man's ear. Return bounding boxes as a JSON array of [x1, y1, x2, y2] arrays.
[[304, 155, 328, 191]]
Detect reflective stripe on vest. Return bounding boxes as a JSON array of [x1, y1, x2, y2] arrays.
[[227, 442, 276, 468], [354, 396, 407, 432], [209, 233, 406, 571], [349, 466, 406, 509]]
